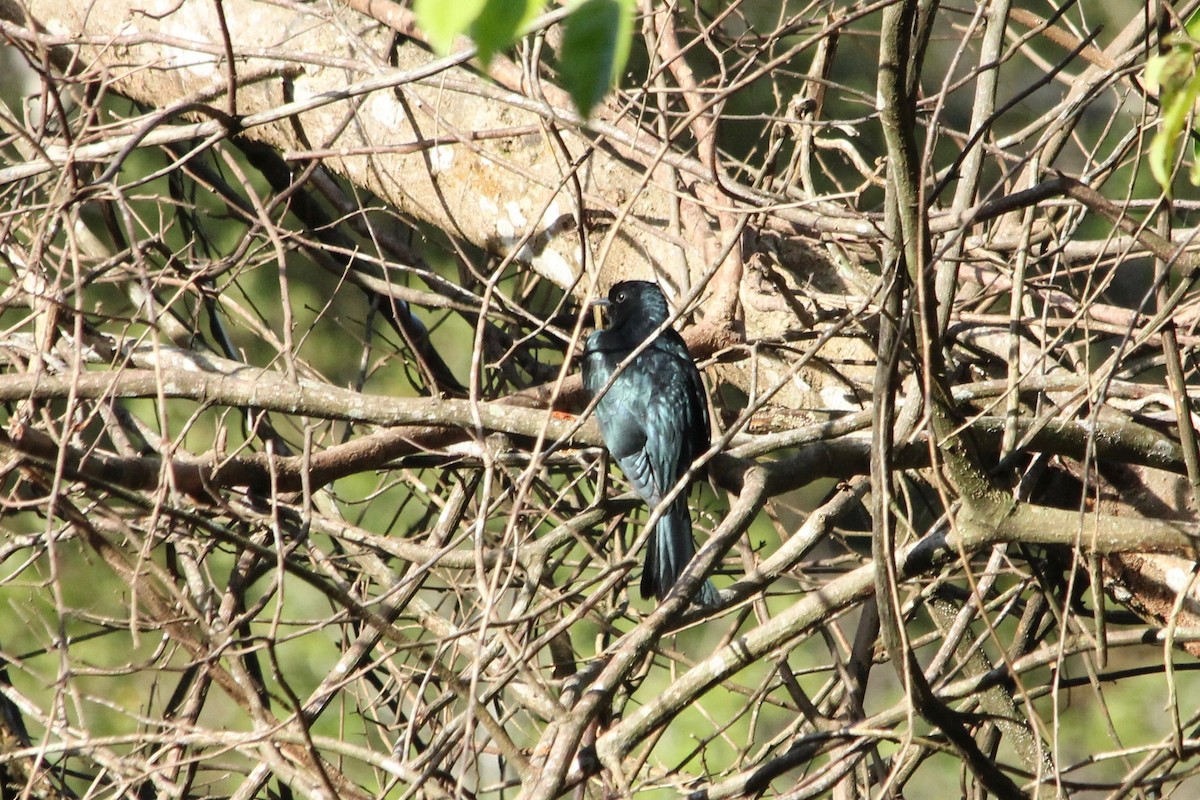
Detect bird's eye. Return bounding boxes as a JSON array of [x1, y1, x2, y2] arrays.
[[615, 291, 627, 303]]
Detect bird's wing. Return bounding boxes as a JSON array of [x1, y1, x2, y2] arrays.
[[617, 348, 697, 504], [593, 365, 657, 499], [584, 332, 708, 504], [653, 330, 710, 454], [682, 346, 710, 454]]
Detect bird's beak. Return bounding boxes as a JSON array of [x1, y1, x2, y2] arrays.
[[588, 297, 610, 328]]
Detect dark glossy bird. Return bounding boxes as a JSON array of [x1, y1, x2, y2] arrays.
[[582, 280, 719, 607]]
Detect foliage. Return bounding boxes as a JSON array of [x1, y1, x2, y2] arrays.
[[1146, 22, 1200, 194], [414, 0, 635, 116], [558, 0, 636, 117]]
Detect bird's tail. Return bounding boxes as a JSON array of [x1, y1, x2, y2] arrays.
[[641, 498, 719, 607]]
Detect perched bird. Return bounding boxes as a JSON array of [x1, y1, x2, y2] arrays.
[[582, 280, 719, 607]]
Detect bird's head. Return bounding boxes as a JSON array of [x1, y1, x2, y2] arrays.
[[596, 280, 670, 332]]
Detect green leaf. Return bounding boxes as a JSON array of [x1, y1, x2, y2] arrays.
[[472, 0, 545, 65], [1149, 52, 1200, 196], [414, 0, 487, 55], [560, 0, 635, 117], [1147, 48, 1195, 96], [1186, 7, 1200, 41]]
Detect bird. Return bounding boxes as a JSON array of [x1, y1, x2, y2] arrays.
[[582, 280, 719, 607]]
